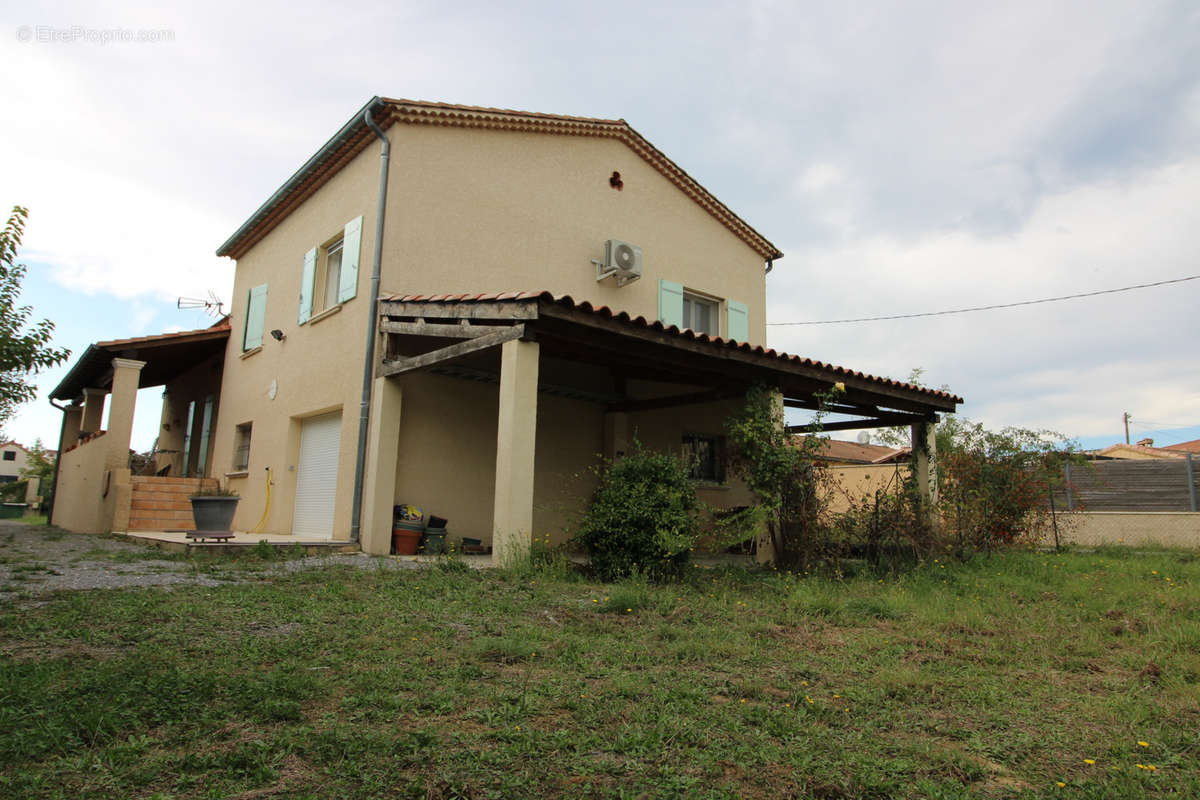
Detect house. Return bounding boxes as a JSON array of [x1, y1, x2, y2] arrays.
[[1086, 439, 1188, 461], [793, 436, 905, 465], [48, 97, 961, 560], [1163, 438, 1200, 456], [0, 441, 33, 484]]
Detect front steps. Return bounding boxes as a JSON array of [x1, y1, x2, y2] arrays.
[[127, 476, 216, 531]]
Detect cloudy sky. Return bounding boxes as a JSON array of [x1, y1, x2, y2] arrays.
[[2, 0, 1198, 452]]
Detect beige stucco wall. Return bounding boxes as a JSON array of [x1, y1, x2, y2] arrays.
[[211, 121, 771, 541], [1037, 512, 1200, 549], [823, 463, 912, 513], [52, 435, 117, 533]]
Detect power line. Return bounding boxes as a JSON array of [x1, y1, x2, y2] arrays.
[[767, 274, 1200, 326]]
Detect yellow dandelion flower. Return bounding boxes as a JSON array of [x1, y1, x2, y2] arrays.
[[1138, 741, 1149, 747], [1056, 781, 1066, 787], [1084, 759, 1095, 765]]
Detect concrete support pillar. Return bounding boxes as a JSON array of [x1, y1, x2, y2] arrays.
[[105, 359, 146, 470], [361, 377, 403, 556], [911, 419, 938, 523], [61, 404, 83, 448], [492, 338, 540, 565], [81, 388, 106, 434], [103, 359, 144, 534], [602, 411, 630, 461], [756, 388, 786, 564]]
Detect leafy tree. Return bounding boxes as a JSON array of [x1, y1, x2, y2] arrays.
[[19, 438, 55, 509], [724, 384, 842, 568], [0, 207, 70, 428], [936, 418, 1083, 553]]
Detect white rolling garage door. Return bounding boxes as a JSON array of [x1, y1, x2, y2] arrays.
[[293, 412, 341, 539]]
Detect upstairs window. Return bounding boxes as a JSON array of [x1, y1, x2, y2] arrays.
[[321, 238, 343, 312], [2, 451, 14, 462], [299, 216, 362, 324], [658, 280, 748, 341], [682, 292, 718, 336]]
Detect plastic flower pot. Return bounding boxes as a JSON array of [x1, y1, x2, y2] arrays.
[[392, 520, 424, 555], [421, 530, 447, 555], [189, 496, 240, 532]]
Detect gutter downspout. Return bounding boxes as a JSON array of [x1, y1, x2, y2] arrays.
[[46, 398, 69, 525], [765, 258, 774, 274], [349, 104, 391, 544]]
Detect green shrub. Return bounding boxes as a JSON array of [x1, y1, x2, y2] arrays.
[[576, 444, 698, 582]]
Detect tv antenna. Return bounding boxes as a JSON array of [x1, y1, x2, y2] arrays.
[[177, 290, 226, 318]]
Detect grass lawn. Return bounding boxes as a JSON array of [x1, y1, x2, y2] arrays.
[[1, 546, 1197, 799]]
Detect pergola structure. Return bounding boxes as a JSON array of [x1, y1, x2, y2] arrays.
[[362, 292, 961, 561]]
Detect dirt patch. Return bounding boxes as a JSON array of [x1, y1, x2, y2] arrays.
[[0, 639, 127, 662]]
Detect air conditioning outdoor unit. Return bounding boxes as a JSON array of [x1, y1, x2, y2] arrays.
[[593, 239, 642, 287]]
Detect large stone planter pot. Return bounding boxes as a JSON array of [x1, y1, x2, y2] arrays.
[[189, 496, 240, 533]]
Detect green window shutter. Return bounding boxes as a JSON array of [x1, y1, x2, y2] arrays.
[[298, 247, 316, 324], [243, 283, 268, 350], [338, 216, 363, 303], [727, 300, 749, 342], [658, 279, 684, 328]]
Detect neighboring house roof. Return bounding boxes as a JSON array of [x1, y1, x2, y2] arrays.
[[793, 436, 906, 464], [50, 323, 231, 402], [1086, 443, 1187, 460], [0, 441, 30, 454], [1163, 438, 1200, 455], [216, 97, 784, 262], [379, 291, 962, 409]]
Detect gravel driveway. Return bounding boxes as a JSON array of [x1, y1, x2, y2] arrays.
[[0, 520, 423, 602]]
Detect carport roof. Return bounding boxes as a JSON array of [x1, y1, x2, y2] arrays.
[[378, 291, 961, 427]]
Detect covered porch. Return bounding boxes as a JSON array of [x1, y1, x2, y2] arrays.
[[48, 321, 230, 534], [360, 292, 961, 562]]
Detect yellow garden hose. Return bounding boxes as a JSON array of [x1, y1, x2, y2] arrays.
[[251, 467, 273, 533]]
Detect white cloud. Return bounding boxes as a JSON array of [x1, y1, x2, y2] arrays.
[[769, 156, 1200, 438]]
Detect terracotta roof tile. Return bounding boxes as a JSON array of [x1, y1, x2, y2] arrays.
[[95, 324, 229, 350], [1089, 443, 1186, 459], [379, 290, 963, 404]]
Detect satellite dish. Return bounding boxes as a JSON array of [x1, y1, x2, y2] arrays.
[[856, 431, 871, 445]]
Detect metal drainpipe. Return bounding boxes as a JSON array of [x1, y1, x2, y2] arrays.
[[765, 258, 774, 274], [349, 105, 391, 544], [46, 398, 70, 525]]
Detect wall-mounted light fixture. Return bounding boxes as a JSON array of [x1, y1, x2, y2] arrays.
[[270, 329, 285, 342]]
